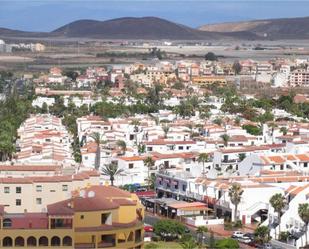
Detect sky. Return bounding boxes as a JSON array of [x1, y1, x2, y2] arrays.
[[1, 0, 309, 31]]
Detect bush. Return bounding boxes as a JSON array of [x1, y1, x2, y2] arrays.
[[145, 243, 159, 249], [233, 220, 243, 228], [153, 220, 186, 240], [279, 231, 289, 242], [215, 238, 239, 248], [224, 222, 233, 231]]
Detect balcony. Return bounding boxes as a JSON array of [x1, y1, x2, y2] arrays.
[[99, 235, 116, 248], [50, 218, 73, 229]]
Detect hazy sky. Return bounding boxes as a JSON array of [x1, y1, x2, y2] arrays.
[[1, 0, 309, 31]]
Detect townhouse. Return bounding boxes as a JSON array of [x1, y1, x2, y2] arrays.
[[0, 170, 100, 213], [0, 185, 144, 249], [16, 114, 74, 166]]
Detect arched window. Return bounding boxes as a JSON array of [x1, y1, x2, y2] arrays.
[[62, 236, 72, 246], [27, 237, 36, 247], [15, 237, 25, 247], [3, 218, 12, 228], [51, 236, 60, 247], [3, 237, 13, 247], [38, 237, 48, 247]]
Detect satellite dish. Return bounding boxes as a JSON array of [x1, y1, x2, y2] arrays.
[[88, 191, 95, 198]]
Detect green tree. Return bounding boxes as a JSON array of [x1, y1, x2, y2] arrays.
[[232, 61, 242, 75], [280, 127, 288, 135], [143, 156, 155, 189], [162, 124, 170, 139], [209, 230, 215, 248], [220, 134, 230, 147], [116, 140, 127, 155], [238, 153, 246, 162], [254, 226, 271, 244], [179, 235, 198, 249], [298, 203, 309, 246], [228, 183, 243, 222], [196, 226, 208, 244], [197, 153, 209, 177], [41, 102, 48, 114], [242, 124, 262, 136], [213, 118, 223, 126], [153, 220, 186, 240], [101, 161, 124, 186], [90, 132, 106, 170], [269, 193, 286, 239], [205, 52, 217, 61]]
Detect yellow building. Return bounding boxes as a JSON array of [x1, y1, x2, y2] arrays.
[[192, 76, 227, 85], [0, 186, 144, 249]]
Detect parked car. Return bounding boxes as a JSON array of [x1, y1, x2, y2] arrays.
[[231, 231, 245, 239], [244, 233, 255, 240], [238, 236, 252, 244], [144, 224, 153, 232]]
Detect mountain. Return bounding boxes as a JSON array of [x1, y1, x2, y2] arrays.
[[51, 17, 224, 40], [199, 16, 309, 39], [2, 16, 309, 40]]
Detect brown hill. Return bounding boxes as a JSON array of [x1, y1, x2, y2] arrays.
[[199, 16, 309, 39], [51, 17, 225, 40]]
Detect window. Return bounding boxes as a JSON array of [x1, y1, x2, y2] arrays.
[[36, 185, 42, 192], [80, 215, 84, 219], [182, 185, 187, 191], [16, 199, 21, 206], [3, 218, 12, 228], [4, 187, 10, 194], [128, 163, 134, 169], [36, 198, 42, 205], [101, 213, 110, 224], [304, 162, 308, 168], [62, 185, 68, 192], [16, 187, 22, 194], [179, 146, 184, 150]]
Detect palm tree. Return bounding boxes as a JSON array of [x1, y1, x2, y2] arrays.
[[90, 132, 106, 170], [269, 193, 286, 239], [280, 127, 288, 135], [220, 134, 230, 147], [143, 156, 155, 189], [162, 124, 170, 138], [116, 140, 127, 155], [180, 235, 198, 249], [196, 226, 208, 244], [197, 153, 209, 177], [298, 203, 309, 246], [101, 162, 124, 186], [238, 153, 246, 162], [131, 119, 140, 132], [228, 183, 243, 222], [254, 226, 270, 245]]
